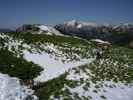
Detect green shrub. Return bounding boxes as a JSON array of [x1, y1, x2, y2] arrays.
[[0, 48, 42, 81]]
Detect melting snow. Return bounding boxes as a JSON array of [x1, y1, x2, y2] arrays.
[[65, 62, 133, 100], [65, 81, 133, 100], [24, 51, 94, 82], [91, 39, 110, 44], [0, 73, 37, 100], [37, 25, 63, 36]]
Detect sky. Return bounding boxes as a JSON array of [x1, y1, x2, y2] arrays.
[[0, 0, 133, 29]]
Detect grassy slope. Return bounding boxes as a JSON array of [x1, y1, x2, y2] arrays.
[[0, 32, 133, 100], [0, 32, 92, 81], [35, 44, 133, 100], [0, 48, 42, 81]]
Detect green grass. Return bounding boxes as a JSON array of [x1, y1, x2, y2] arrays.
[[8, 32, 90, 47], [0, 48, 42, 81], [34, 72, 80, 100], [34, 73, 68, 100], [78, 45, 133, 83], [5, 32, 93, 62]]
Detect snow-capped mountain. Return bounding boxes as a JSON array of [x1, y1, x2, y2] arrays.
[[56, 20, 133, 33], [64, 20, 98, 28], [16, 24, 63, 36], [55, 20, 99, 35], [113, 23, 133, 33], [55, 20, 133, 43]]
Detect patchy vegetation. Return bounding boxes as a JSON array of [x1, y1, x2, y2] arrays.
[[0, 48, 42, 81], [34, 44, 133, 100], [0, 32, 133, 100]]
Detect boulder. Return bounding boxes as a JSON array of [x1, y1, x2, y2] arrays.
[[129, 41, 133, 48]]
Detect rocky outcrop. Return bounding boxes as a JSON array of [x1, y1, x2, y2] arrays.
[[16, 24, 40, 33], [129, 41, 133, 48]]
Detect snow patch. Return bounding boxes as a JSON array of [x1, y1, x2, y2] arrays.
[[65, 81, 133, 100], [91, 39, 111, 44], [0, 73, 37, 100], [65, 20, 98, 27], [37, 25, 63, 36], [23, 51, 94, 82]]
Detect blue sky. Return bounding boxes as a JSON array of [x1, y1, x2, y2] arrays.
[[0, 0, 133, 29]]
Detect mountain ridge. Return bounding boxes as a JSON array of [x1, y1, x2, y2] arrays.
[[16, 24, 63, 36], [1, 20, 133, 46], [55, 20, 133, 44]]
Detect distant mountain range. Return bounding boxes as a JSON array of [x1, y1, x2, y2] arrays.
[[0, 28, 14, 33], [55, 20, 133, 44], [1, 20, 133, 45]]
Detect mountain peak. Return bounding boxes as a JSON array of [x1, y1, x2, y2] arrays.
[[64, 20, 78, 26], [16, 24, 63, 36], [64, 20, 98, 28]]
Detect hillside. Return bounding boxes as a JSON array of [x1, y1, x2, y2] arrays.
[[0, 31, 133, 100], [16, 24, 63, 36]]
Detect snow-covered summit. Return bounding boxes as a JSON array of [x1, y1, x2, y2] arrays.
[[64, 20, 98, 28], [113, 23, 133, 30], [36, 25, 63, 36], [16, 24, 63, 36]]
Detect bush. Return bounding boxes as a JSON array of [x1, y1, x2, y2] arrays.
[[0, 48, 42, 81]]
